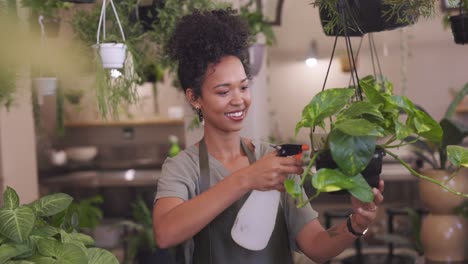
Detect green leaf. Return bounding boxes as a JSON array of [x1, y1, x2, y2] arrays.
[[340, 101, 384, 121], [2, 187, 19, 210], [6, 260, 35, 264], [347, 174, 374, 203], [30, 226, 58, 238], [0, 206, 35, 243], [413, 109, 443, 144], [87, 248, 119, 264], [335, 119, 385, 137], [329, 130, 376, 176], [447, 145, 468, 167], [284, 179, 302, 199], [295, 88, 354, 134], [26, 255, 58, 264], [37, 239, 87, 264], [0, 244, 30, 263], [312, 169, 356, 192], [360, 77, 385, 105], [65, 232, 95, 247], [28, 193, 73, 217]]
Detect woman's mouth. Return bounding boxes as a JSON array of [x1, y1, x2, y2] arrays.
[[225, 111, 245, 121]]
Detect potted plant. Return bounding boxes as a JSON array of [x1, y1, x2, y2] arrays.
[[0, 186, 117, 263], [405, 83, 468, 263], [118, 196, 175, 264], [313, 0, 436, 36], [239, 0, 276, 76], [20, 0, 72, 37], [448, 0, 468, 44], [285, 75, 468, 207]]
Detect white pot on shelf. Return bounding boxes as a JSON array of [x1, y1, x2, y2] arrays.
[[33, 77, 58, 105]]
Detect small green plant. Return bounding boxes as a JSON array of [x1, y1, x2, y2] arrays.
[[0, 186, 117, 263], [239, 0, 276, 46], [285, 75, 468, 206], [118, 196, 175, 264], [20, 0, 71, 17], [0, 65, 16, 110]]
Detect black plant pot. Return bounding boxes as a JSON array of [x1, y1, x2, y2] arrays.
[[319, 0, 415, 37], [315, 147, 385, 195], [450, 14, 468, 45]]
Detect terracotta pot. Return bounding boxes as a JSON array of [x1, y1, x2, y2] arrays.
[[419, 169, 467, 214], [420, 215, 468, 262], [419, 169, 468, 262]]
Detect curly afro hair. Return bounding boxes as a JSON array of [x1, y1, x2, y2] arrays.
[[167, 8, 251, 98]]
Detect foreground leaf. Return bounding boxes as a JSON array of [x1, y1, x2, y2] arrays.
[[0, 206, 35, 243], [447, 145, 468, 167], [347, 174, 374, 203], [312, 169, 356, 192], [87, 248, 119, 264], [2, 187, 20, 210], [28, 193, 73, 217]]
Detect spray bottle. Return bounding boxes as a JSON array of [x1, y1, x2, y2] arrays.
[[231, 144, 310, 250]]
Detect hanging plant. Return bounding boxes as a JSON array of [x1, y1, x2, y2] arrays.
[[448, 0, 468, 44], [0, 65, 16, 109], [313, 0, 436, 36]]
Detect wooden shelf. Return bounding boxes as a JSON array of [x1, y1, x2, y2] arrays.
[[64, 117, 184, 127]]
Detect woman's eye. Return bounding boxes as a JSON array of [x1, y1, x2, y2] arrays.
[[217, 91, 228, 96], [241, 86, 249, 91]]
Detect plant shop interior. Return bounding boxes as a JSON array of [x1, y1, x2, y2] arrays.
[[0, 0, 467, 263]]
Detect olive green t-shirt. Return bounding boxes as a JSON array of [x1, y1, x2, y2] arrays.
[[154, 141, 318, 264]]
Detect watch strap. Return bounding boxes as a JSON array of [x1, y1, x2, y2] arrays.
[[346, 214, 367, 236]]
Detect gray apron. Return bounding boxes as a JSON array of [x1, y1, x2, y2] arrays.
[[193, 139, 293, 264]]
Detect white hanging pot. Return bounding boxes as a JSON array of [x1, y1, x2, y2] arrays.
[[96, 0, 127, 69], [97, 43, 127, 69], [33, 77, 57, 96], [33, 77, 57, 105], [248, 43, 265, 77]]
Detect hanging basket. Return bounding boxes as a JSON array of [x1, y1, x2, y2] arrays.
[[96, 0, 127, 69], [450, 14, 468, 45], [319, 0, 416, 36]]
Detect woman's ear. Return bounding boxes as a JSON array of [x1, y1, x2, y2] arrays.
[[185, 88, 198, 109]]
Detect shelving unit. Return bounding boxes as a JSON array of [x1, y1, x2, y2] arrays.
[[64, 117, 184, 127]]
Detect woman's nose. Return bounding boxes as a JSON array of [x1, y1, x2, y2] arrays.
[[230, 89, 244, 105]]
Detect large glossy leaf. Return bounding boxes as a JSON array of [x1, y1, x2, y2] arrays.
[[30, 226, 58, 238], [447, 145, 468, 168], [28, 193, 73, 217], [394, 120, 414, 140], [360, 78, 385, 105], [311, 168, 356, 192], [2, 187, 19, 210], [87, 248, 119, 264], [0, 206, 35, 243], [284, 179, 302, 199], [0, 244, 30, 263], [335, 119, 385, 137], [26, 255, 58, 264], [37, 239, 87, 264], [413, 109, 442, 144], [6, 260, 35, 264], [340, 101, 384, 121], [347, 174, 374, 203], [295, 88, 354, 134], [329, 130, 376, 176], [389, 95, 416, 115]]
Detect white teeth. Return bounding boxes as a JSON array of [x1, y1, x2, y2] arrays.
[[226, 111, 243, 117]]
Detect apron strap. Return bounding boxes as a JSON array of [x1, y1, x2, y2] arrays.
[[199, 138, 256, 193]]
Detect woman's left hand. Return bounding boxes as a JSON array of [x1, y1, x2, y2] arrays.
[[349, 180, 384, 232]]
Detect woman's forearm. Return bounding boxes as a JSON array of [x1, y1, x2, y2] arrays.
[[297, 219, 361, 263], [153, 170, 250, 248]]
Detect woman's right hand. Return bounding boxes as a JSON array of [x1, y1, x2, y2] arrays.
[[239, 152, 304, 192]]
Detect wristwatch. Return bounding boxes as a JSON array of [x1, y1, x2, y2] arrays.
[[346, 214, 368, 236]]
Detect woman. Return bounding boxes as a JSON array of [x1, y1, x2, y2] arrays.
[[153, 9, 384, 264]]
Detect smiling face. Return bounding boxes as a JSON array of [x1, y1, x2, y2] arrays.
[[188, 55, 251, 134]]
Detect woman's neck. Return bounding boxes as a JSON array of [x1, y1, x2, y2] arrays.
[[203, 130, 243, 161]]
